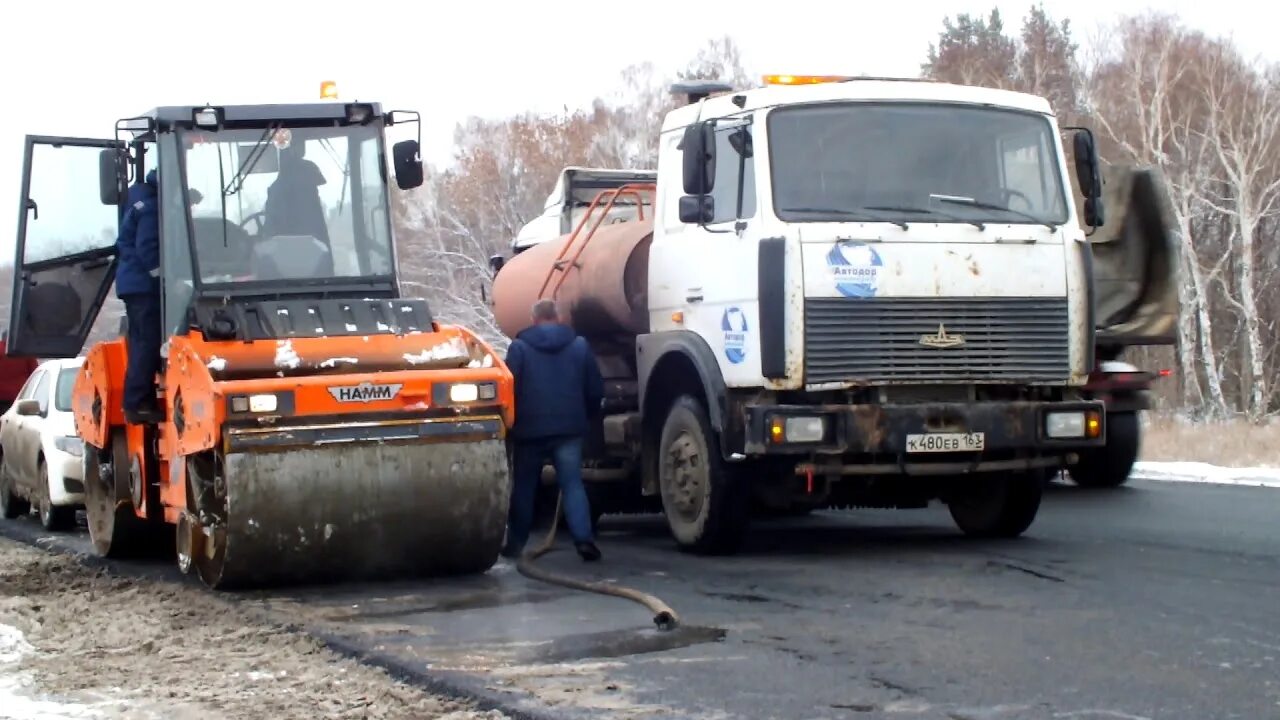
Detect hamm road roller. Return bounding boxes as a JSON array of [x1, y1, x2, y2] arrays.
[[5, 99, 515, 588]]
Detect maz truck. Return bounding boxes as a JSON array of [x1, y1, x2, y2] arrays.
[[489, 75, 1177, 552]]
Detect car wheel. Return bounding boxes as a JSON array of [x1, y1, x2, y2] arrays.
[[37, 457, 76, 531]]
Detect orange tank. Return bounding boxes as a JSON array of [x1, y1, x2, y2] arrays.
[[492, 219, 654, 339]]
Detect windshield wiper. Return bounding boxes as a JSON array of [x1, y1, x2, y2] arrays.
[[222, 123, 281, 197], [930, 194, 1058, 231], [863, 203, 985, 231], [779, 206, 908, 230]]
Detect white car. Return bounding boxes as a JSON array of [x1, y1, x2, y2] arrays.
[[0, 358, 85, 530]]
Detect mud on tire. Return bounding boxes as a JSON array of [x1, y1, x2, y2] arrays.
[[948, 471, 1044, 538], [657, 395, 750, 554]]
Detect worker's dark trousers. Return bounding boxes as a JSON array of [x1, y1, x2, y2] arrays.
[[507, 436, 594, 552], [121, 291, 162, 413]]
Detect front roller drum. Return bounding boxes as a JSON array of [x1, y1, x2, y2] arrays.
[[194, 438, 511, 589]]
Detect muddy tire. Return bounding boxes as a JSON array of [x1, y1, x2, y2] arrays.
[[37, 458, 76, 532], [1070, 412, 1140, 488], [0, 451, 30, 519], [83, 435, 148, 558], [657, 395, 750, 554], [948, 472, 1043, 538]]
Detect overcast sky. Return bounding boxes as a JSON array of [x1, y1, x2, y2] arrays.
[[0, 0, 1272, 260]]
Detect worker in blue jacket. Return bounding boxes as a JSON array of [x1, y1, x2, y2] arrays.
[[501, 299, 605, 562], [115, 169, 162, 425]]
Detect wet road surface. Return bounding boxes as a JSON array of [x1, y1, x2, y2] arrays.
[[4, 479, 1278, 720]]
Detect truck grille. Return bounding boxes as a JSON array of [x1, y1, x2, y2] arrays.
[[804, 297, 1071, 384]]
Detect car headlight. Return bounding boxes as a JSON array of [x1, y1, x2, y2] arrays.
[[54, 436, 83, 456]]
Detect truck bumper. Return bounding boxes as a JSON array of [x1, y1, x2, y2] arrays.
[[743, 401, 1106, 474]]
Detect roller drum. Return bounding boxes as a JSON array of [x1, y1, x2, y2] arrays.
[[194, 438, 510, 589]]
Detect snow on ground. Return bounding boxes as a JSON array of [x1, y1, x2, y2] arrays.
[[0, 537, 506, 720], [1133, 462, 1280, 489]]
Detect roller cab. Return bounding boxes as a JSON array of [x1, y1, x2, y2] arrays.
[[9, 100, 515, 588]]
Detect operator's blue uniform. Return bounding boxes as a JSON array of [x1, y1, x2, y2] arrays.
[[115, 169, 162, 419]]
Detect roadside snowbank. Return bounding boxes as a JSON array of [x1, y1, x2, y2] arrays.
[[1133, 461, 1280, 489]]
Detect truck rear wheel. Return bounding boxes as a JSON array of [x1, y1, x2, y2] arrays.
[[948, 472, 1043, 538], [1070, 411, 1140, 488], [657, 395, 749, 554]]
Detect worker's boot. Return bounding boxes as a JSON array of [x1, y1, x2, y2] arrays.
[[124, 401, 163, 426], [575, 541, 602, 562]]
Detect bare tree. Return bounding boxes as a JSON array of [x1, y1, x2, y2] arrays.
[[1194, 45, 1280, 417], [1085, 14, 1231, 417]]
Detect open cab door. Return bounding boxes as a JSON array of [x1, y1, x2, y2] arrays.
[[1079, 164, 1180, 351], [6, 135, 124, 358]]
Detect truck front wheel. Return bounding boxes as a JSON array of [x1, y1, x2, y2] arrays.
[[657, 395, 750, 554], [1069, 411, 1141, 488], [947, 472, 1043, 538]]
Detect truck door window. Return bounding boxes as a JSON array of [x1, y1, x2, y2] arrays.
[[999, 133, 1053, 215], [710, 122, 756, 224]]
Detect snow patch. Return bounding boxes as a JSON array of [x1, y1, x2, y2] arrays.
[[375, 322, 390, 332], [467, 354, 494, 369], [318, 357, 359, 369], [1, 623, 101, 718], [403, 337, 469, 366], [1133, 462, 1280, 489], [206, 356, 227, 372], [0, 624, 33, 663], [274, 340, 301, 370]]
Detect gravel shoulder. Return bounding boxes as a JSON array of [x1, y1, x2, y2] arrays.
[[0, 536, 506, 720]]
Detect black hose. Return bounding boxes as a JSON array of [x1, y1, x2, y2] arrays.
[[515, 493, 679, 632]]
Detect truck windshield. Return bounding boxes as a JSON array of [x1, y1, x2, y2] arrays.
[[767, 103, 1069, 226], [180, 124, 393, 286]]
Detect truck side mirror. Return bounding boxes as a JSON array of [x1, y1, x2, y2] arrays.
[[678, 194, 715, 224], [392, 139, 424, 190], [681, 123, 716, 196], [1073, 130, 1105, 228], [99, 149, 123, 206]]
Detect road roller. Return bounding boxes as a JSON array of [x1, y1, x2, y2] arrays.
[[5, 98, 514, 588]]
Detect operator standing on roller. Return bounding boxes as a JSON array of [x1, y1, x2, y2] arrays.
[[115, 168, 163, 425], [502, 299, 604, 562]]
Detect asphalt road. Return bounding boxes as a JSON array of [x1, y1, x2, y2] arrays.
[[4, 479, 1278, 720]]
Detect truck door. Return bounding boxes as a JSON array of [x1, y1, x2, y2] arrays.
[[6, 136, 123, 358]]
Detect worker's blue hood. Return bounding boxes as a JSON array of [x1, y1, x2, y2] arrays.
[[145, 169, 157, 187], [515, 323, 577, 353]]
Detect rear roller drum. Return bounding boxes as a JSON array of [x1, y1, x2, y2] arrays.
[[83, 434, 149, 558]]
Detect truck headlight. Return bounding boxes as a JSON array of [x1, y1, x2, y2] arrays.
[[54, 436, 83, 456], [1046, 411, 1102, 439], [768, 415, 827, 444]]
